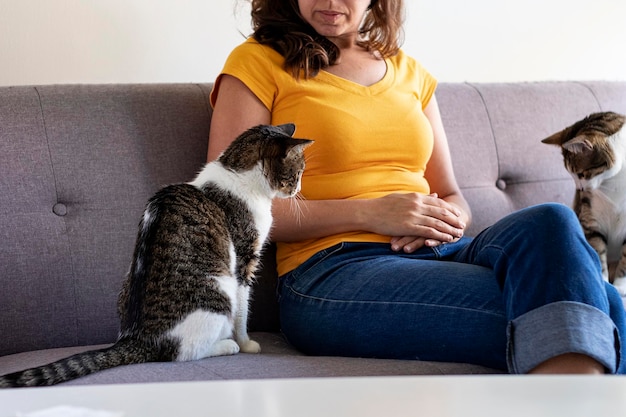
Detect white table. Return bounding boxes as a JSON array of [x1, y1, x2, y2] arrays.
[[1, 375, 625, 417]]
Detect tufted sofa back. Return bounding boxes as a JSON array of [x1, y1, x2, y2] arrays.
[[438, 82, 626, 237], [1, 82, 625, 356]]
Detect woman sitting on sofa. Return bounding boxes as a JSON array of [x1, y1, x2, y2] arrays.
[[207, 0, 625, 374]]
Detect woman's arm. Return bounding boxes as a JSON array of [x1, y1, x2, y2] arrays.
[[209, 75, 373, 242], [210, 79, 467, 246], [272, 95, 469, 242], [207, 74, 272, 161], [389, 95, 471, 252], [423, 95, 472, 227]]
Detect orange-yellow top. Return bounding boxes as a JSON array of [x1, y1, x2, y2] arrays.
[[212, 38, 437, 275]]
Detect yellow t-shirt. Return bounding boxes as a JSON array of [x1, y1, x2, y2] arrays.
[[211, 38, 438, 276]]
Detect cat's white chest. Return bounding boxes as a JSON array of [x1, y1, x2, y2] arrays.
[[189, 162, 274, 248], [251, 204, 273, 248]]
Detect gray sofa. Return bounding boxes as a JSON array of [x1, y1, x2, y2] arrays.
[[1, 81, 625, 385]]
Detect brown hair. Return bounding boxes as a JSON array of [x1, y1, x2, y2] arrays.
[[249, 0, 404, 79]]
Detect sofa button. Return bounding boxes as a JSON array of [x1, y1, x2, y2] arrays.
[[496, 179, 507, 190], [53, 203, 67, 216]]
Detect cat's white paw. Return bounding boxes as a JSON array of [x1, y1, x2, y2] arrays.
[[612, 277, 626, 297], [211, 339, 240, 357], [239, 339, 261, 354]]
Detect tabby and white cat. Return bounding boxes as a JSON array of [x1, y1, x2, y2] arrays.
[[542, 111, 626, 295], [0, 123, 312, 388]]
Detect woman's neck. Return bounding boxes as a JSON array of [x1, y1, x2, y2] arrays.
[[326, 31, 360, 51], [323, 41, 387, 87]]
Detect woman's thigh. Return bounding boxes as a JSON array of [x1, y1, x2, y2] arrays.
[[278, 242, 508, 371]]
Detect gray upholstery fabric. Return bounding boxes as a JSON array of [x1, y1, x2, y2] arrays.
[[1, 81, 625, 382], [2, 85, 212, 355], [437, 82, 626, 236], [0, 333, 495, 385]]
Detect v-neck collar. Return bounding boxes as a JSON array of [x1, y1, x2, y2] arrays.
[[316, 58, 394, 96]]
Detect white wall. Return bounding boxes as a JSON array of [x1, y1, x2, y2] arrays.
[[0, 0, 624, 86]]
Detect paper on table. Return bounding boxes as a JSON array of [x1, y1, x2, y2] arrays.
[[16, 405, 124, 417]]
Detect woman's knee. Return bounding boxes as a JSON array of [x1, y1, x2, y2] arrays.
[[519, 203, 582, 236], [526, 202, 576, 224]]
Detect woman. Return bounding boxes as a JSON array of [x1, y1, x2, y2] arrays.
[[208, 0, 625, 374]]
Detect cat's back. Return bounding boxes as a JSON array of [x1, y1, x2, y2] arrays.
[[145, 182, 235, 253], [150, 183, 213, 213], [150, 181, 239, 224]]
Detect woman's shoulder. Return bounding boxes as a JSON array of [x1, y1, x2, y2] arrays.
[[386, 49, 437, 102], [214, 37, 289, 111], [227, 37, 285, 66], [388, 49, 421, 72], [388, 49, 435, 82]]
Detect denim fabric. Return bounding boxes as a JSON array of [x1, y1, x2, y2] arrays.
[[277, 203, 625, 374]]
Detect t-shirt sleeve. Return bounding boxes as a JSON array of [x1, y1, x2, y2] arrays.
[[210, 39, 278, 110], [414, 60, 437, 109]]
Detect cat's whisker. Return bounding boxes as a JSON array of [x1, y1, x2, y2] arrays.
[[303, 147, 321, 166], [288, 192, 307, 226]]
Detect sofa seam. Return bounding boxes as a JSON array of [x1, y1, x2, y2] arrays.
[[465, 82, 502, 184], [34, 86, 82, 348], [465, 82, 520, 214], [34, 86, 61, 203], [573, 81, 604, 111]]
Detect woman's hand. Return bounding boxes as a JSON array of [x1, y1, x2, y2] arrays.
[[362, 192, 467, 253]]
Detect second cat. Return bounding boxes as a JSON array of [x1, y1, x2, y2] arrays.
[[542, 111, 626, 295]]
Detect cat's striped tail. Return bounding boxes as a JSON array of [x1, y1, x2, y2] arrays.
[[0, 337, 162, 388]]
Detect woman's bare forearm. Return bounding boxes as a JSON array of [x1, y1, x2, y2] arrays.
[[270, 198, 369, 242], [271, 191, 467, 245]]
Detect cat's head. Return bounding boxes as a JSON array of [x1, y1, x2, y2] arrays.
[[218, 123, 313, 198], [541, 111, 626, 191]]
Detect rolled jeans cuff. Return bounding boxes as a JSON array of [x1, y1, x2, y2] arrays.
[[507, 301, 621, 374]]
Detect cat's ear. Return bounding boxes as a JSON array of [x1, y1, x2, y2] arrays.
[[541, 129, 568, 146], [290, 138, 314, 148], [275, 138, 312, 162], [562, 136, 594, 154], [284, 138, 314, 155], [277, 123, 296, 137]]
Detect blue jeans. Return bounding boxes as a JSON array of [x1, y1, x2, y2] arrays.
[[277, 203, 625, 374]]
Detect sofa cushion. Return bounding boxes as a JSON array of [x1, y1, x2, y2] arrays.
[[0, 333, 501, 384]]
